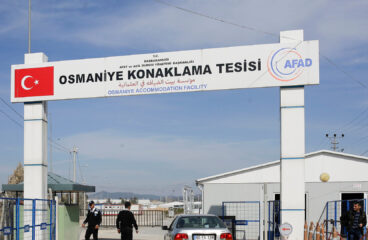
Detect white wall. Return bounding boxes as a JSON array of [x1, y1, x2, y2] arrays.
[[305, 153, 368, 182], [203, 183, 261, 216]]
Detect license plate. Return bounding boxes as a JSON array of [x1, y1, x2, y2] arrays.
[[194, 235, 215, 240]]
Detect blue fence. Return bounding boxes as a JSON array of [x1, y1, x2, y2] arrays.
[[222, 201, 260, 240], [267, 200, 280, 240], [316, 198, 367, 239], [0, 197, 56, 240]]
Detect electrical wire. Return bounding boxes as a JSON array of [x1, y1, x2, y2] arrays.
[[338, 107, 368, 132], [153, 0, 366, 90], [0, 97, 23, 119], [152, 0, 368, 154], [0, 109, 23, 128], [50, 142, 69, 153], [152, 0, 299, 41], [48, 138, 70, 152], [68, 151, 73, 180], [321, 55, 367, 89], [315, 137, 329, 151], [0, 95, 73, 153], [77, 153, 85, 184]]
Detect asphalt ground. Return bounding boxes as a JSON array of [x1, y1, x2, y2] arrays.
[[79, 218, 172, 240], [79, 226, 165, 240]]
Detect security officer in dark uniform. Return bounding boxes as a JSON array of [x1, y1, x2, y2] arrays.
[[116, 202, 138, 240], [82, 201, 102, 240]]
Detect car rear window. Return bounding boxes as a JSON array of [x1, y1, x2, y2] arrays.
[[176, 216, 226, 229]]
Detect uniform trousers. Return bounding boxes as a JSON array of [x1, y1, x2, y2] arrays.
[[85, 227, 99, 240], [120, 228, 133, 240]]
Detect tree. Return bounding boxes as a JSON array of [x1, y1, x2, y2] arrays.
[[6, 163, 24, 198], [8, 163, 24, 184], [131, 197, 138, 204]]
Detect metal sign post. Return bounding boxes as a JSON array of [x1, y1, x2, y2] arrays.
[[23, 53, 48, 240], [280, 30, 306, 239]]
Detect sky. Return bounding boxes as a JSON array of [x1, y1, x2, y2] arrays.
[[0, 0, 368, 196]]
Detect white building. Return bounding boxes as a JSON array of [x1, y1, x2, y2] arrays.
[[159, 201, 184, 209], [138, 199, 151, 206], [196, 150, 368, 239]]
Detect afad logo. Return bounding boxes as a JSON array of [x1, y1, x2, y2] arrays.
[[267, 48, 312, 82]]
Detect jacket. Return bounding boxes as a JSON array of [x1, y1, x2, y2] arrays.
[[83, 208, 102, 228], [116, 210, 138, 231], [341, 209, 367, 233]]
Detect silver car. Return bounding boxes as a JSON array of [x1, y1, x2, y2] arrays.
[[162, 214, 233, 240]]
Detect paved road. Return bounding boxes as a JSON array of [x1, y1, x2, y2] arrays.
[[79, 217, 173, 239], [79, 226, 166, 240]]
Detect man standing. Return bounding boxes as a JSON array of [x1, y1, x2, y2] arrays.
[[341, 202, 367, 240], [82, 201, 102, 240], [116, 202, 139, 240]]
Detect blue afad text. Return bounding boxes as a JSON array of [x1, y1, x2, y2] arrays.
[[284, 58, 312, 68]]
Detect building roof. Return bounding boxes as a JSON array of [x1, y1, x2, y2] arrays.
[[196, 150, 368, 184], [2, 172, 95, 193]]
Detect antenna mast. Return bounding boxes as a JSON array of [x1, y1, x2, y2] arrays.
[[28, 0, 31, 53]]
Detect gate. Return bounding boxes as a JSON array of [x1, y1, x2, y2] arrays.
[[0, 197, 56, 240], [267, 200, 280, 240], [222, 201, 260, 240], [81, 209, 164, 227], [316, 199, 367, 239]]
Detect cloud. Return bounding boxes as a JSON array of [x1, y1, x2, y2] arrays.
[[2, 0, 365, 60]]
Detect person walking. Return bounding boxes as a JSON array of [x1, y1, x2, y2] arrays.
[[116, 201, 138, 240], [341, 201, 367, 240], [82, 201, 102, 240]]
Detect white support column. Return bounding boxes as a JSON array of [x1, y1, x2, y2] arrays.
[[280, 30, 305, 239], [24, 53, 48, 240], [24, 52, 48, 199]]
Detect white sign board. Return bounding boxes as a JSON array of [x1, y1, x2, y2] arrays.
[[279, 222, 293, 237], [11, 41, 319, 102]]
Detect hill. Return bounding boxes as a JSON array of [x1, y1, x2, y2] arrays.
[[88, 191, 164, 200]]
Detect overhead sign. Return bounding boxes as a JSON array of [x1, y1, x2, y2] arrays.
[[11, 41, 319, 102]]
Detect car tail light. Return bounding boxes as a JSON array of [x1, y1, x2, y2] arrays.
[[220, 233, 233, 240], [175, 233, 189, 240]]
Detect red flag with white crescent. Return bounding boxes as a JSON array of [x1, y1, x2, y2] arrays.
[[14, 67, 54, 98]]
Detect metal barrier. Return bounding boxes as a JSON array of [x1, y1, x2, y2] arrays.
[[81, 209, 164, 227], [316, 198, 367, 239], [267, 200, 280, 240], [0, 197, 56, 240], [222, 201, 260, 240]]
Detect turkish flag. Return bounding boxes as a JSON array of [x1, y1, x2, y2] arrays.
[[14, 66, 54, 98]]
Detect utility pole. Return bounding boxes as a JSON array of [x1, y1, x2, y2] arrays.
[[326, 133, 344, 151], [72, 146, 78, 182], [28, 0, 31, 53], [183, 186, 194, 214], [72, 146, 78, 204]]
